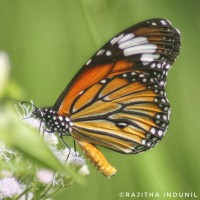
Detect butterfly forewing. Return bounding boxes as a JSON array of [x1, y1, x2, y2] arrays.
[[54, 18, 180, 155]]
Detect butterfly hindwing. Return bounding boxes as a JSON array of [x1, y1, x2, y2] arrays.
[[69, 71, 170, 154]]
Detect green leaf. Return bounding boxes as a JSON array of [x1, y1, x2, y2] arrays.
[[0, 107, 64, 171]]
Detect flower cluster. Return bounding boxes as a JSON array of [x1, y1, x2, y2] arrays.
[[0, 52, 89, 199], [0, 100, 89, 199]]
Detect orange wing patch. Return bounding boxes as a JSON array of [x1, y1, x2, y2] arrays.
[[58, 60, 135, 115], [114, 96, 155, 105], [58, 63, 114, 115], [105, 82, 146, 101], [71, 100, 121, 119], [73, 120, 144, 140], [126, 103, 163, 113], [125, 103, 163, 117], [100, 77, 128, 97], [72, 83, 103, 112], [109, 60, 133, 77], [72, 126, 141, 153], [110, 113, 157, 130]]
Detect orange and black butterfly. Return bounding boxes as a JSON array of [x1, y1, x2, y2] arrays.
[[32, 18, 181, 177]]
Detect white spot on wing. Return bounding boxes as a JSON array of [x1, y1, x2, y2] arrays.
[[118, 33, 135, 43], [97, 49, 105, 55], [158, 130, 163, 136], [65, 117, 70, 122], [140, 54, 160, 65], [142, 139, 146, 145], [150, 128, 156, 134], [157, 63, 161, 68], [69, 122, 73, 126], [79, 90, 84, 95], [100, 79, 106, 84], [119, 37, 148, 49], [86, 59, 91, 65], [142, 78, 147, 82], [123, 44, 157, 56], [122, 149, 132, 153], [118, 122, 127, 127], [175, 28, 181, 35], [58, 116, 63, 121], [161, 20, 167, 25], [131, 72, 136, 75], [151, 63, 156, 68], [150, 78, 154, 82], [166, 64, 171, 69], [61, 122, 65, 126], [110, 33, 124, 45], [106, 51, 112, 56], [160, 81, 165, 86]]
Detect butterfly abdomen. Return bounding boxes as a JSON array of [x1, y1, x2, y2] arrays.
[[77, 140, 117, 177]]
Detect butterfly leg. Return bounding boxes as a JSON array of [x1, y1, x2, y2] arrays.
[[73, 139, 79, 156], [59, 134, 72, 161], [42, 127, 53, 140]]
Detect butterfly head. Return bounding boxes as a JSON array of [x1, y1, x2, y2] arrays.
[[32, 106, 56, 127], [32, 107, 46, 119]]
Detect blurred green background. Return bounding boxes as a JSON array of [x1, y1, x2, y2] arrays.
[[0, 0, 200, 199]]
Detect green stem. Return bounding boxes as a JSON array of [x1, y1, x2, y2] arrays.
[[36, 184, 54, 200], [15, 186, 32, 200]]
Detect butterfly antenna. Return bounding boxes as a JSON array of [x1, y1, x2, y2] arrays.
[[13, 99, 36, 120]]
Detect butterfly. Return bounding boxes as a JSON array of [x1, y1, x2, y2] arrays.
[[31, 18, 181, 177]]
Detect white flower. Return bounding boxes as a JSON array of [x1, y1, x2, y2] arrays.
[[79, 165, 90, 176], [62, 148, 86, 167], [15, 102, 44, 130], [36, 169, 54, 184], [0, 177, 21, 198], [43, 132, 59, 146], [67, 155, 85, 166], [24, 117, 44, 130], [52, 147, 82, 165], [51, 147, 89, 175], [0, 170, 13, 178]]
